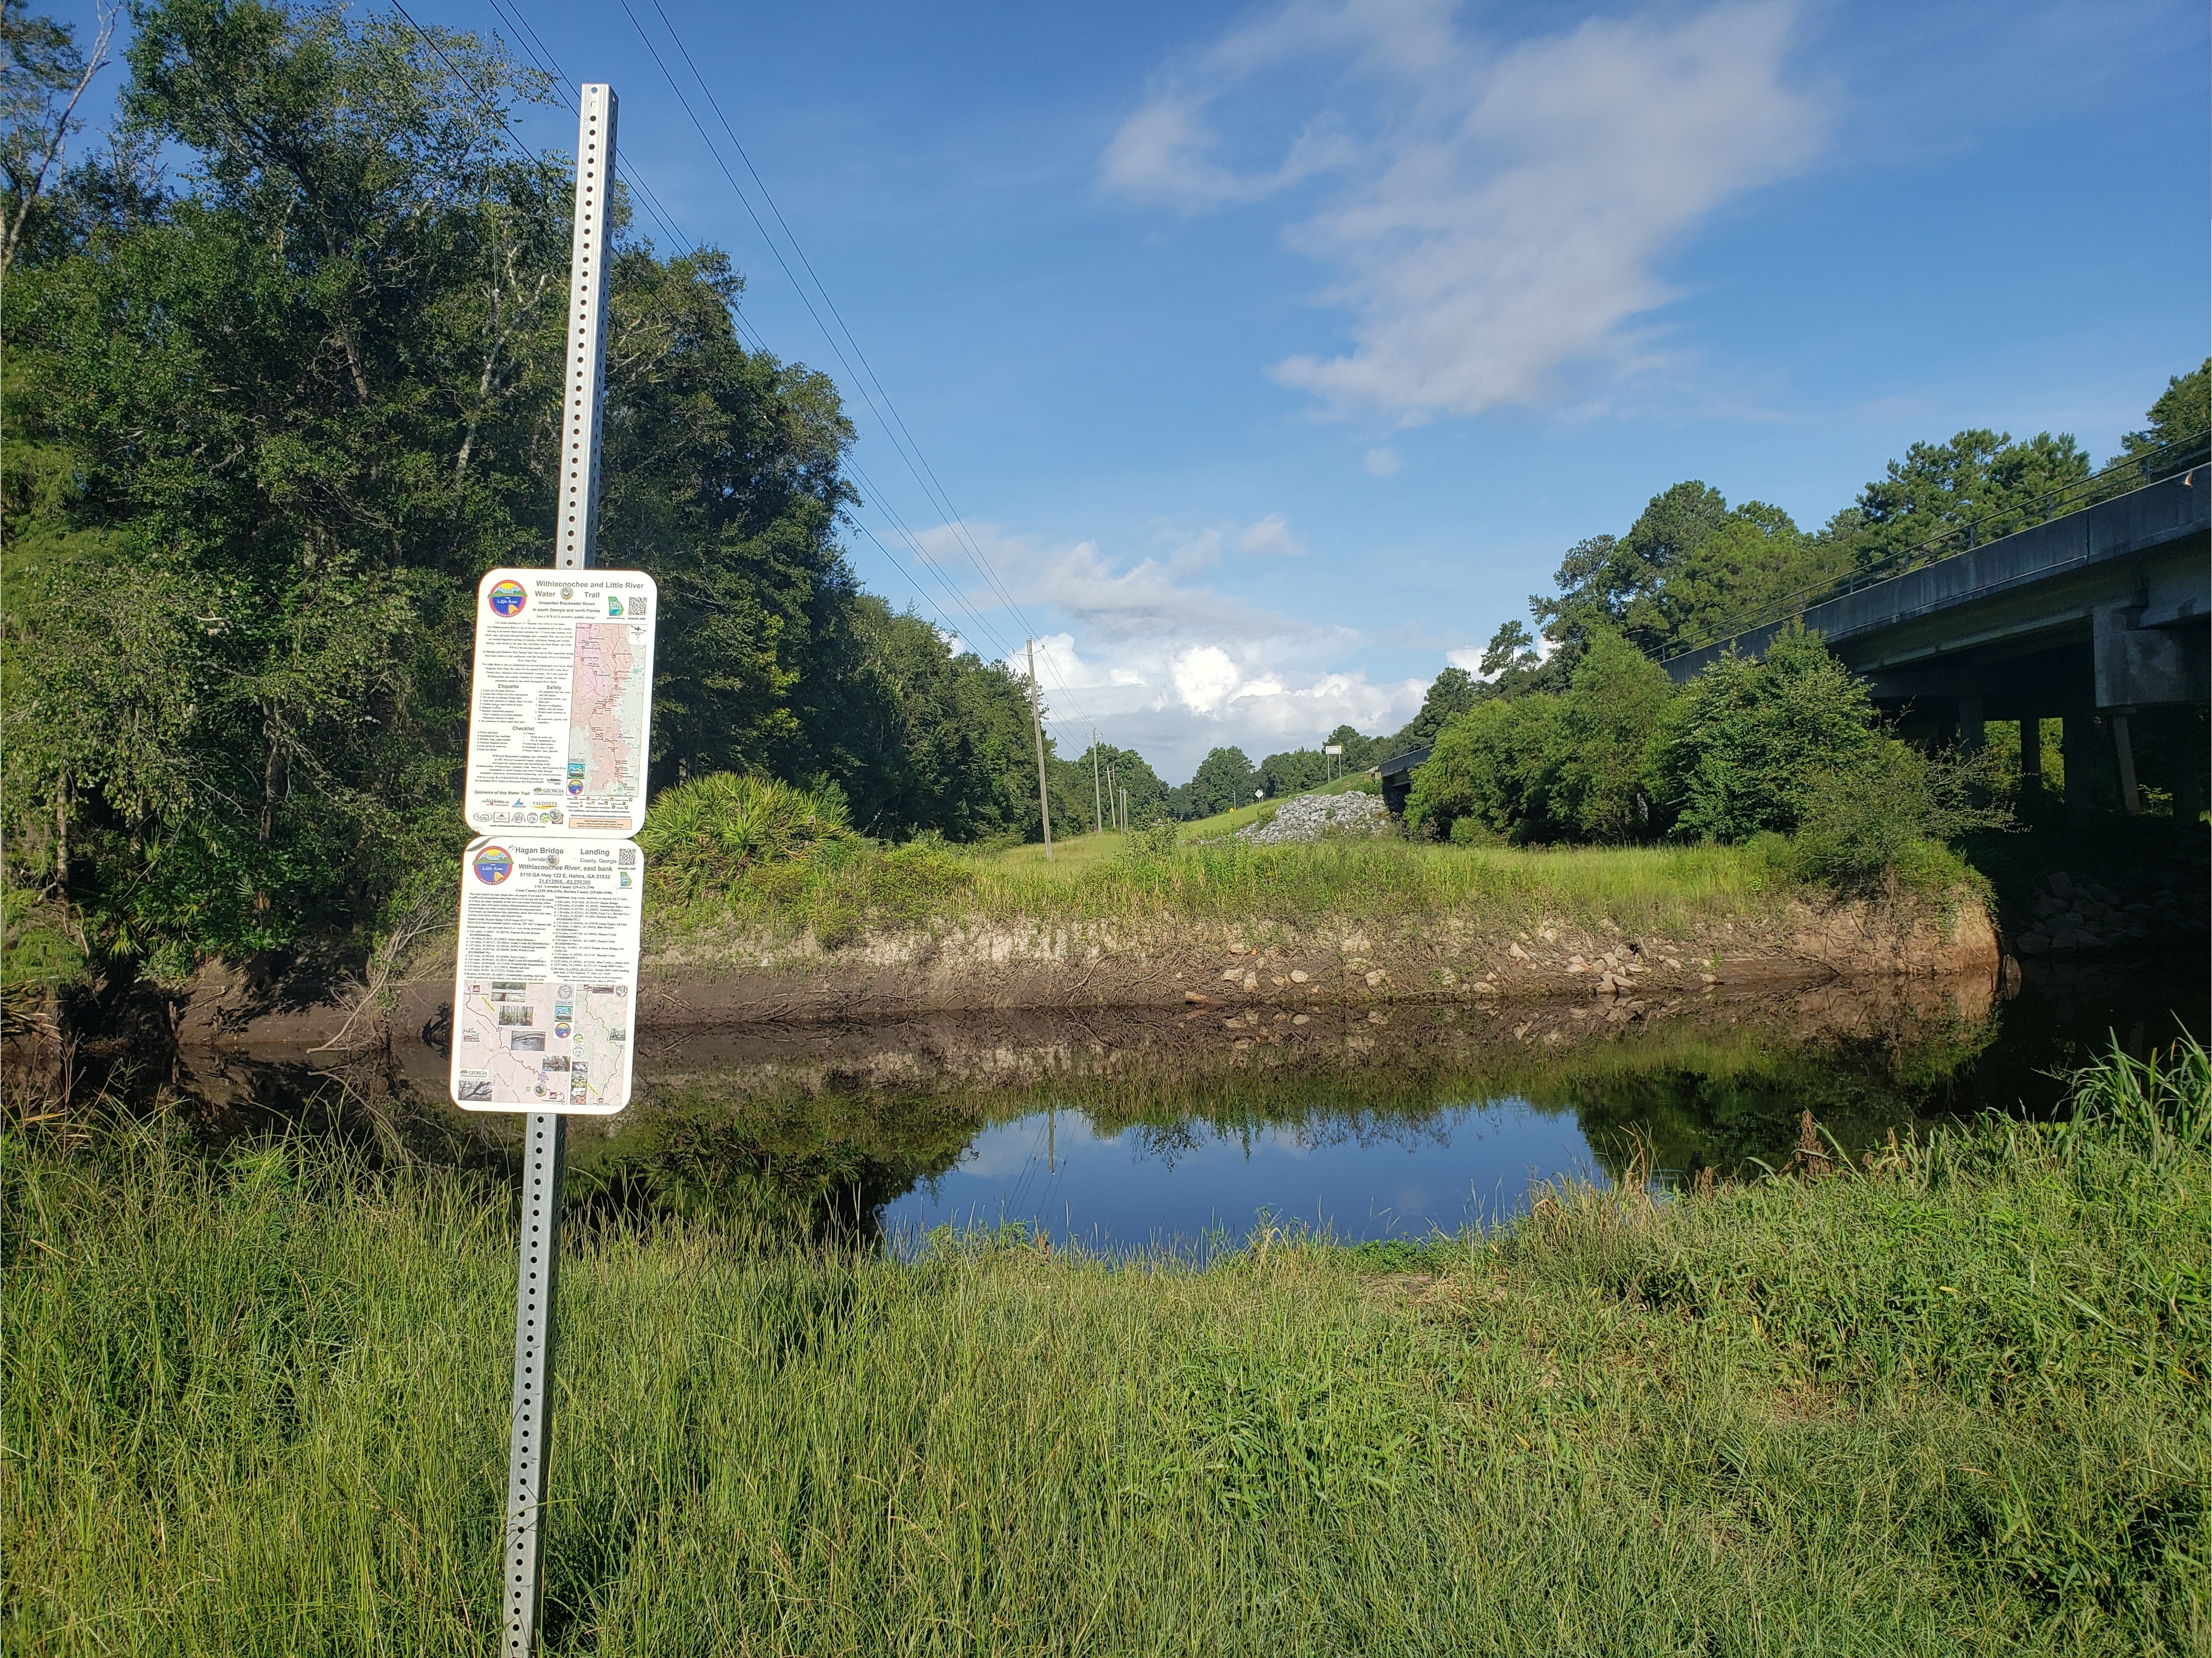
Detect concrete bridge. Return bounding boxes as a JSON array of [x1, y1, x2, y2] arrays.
[[1660, 467, 2210, 815]]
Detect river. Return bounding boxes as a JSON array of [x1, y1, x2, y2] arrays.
[[152, 953, 2203, 1258]]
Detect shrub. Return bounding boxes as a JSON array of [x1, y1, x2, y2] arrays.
[[1648, 622, 1880, 841], [1124, 817, 1181, 858], [1784, 742, 2010, 897], [1547, 632, 1675, 842], [1407, 632, 1670, 844], [637, 773, 861, 900], [1405, 695, 1562, 843]]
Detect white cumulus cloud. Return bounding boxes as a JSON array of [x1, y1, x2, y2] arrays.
[[1239, 513, 1304, 556], [1103, 1, 1827, 421], [914, 519, 1428, 776]]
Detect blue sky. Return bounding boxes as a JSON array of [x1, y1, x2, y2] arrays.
[[55, 0, 2211, 780]]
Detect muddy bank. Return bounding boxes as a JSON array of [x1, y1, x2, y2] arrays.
[[177, 890, 2001, 1052]]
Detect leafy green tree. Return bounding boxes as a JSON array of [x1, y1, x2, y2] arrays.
[[0, 0, 116, 275], [1478, 620, 1540, 684], [1321, 724, 1377, 769], [1647, 623, 1881, 842], [0, 0, 865, 970], [1404, 696, 1563, 843], [1529, 483, 1847, 660], [1065, 741, 1168, 831], [1786, 742, 2010, 896], [1388, 665, 1479, 752], [2108, 359, 2210, 487], [1547, 633, 1675, 842], [808, 598, 1037, 841], [1848, 429, 2090, 571], [1405, 630, 1671, 845], [1257, 747, 1328, 797], [1183, 746, 1257, 818]]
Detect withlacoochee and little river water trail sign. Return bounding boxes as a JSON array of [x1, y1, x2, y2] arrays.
[[463, 567, 659, 837], [450, 837, 643, 1115], [452, 568, 655, 1117]]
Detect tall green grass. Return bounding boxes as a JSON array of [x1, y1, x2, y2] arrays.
[[9, 1040, 2203, 1653], [648, 832, 1792, 953]]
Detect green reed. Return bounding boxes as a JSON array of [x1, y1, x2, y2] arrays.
[[7, 1041, 2203, 1654]]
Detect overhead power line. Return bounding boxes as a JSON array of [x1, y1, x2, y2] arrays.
[[600, 0, 1099, 735], [396, 1, 1097, 750]]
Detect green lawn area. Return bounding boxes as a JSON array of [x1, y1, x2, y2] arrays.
[[647, 813, 1797, 952], [987, 771, 1376, 870], [6, 1044, 2203, 1653]]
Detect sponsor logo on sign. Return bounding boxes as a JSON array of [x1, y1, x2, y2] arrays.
[[472, 845, 514, 884], [487, 579, 527, 616]]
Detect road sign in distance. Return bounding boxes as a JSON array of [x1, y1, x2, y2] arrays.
[[464, 568, 657, 837], [451, 837, 642, 1114], [1323, 745, 1343, 755]]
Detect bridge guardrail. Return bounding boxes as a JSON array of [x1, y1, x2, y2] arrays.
[[1655, 429, 2210, 672]]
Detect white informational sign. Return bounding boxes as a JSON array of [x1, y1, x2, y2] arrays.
[[463, 567, 659, 837], [450, 837, 643, 1115]]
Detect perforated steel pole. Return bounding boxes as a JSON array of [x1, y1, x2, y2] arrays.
[[554, 85, 616, 577], [501, 1111, 568, 1653], [501, 81, 616, 1658]]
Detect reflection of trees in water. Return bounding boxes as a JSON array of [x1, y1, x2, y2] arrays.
[[159, 966, 2191, 1242], [1120, 1098, 1484, 1171], [582, 1077, 980, 1249]]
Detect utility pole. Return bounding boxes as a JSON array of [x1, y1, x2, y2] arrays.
[[1092, 728, 1103, 836], [1026, 639, 1053, 860]]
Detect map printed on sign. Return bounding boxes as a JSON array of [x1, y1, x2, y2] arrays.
[[463, 568, 657, 836], [450, 838, 643, 1114]]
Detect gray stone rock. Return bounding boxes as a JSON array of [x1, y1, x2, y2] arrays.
[[1237, 791, 1391, 845]]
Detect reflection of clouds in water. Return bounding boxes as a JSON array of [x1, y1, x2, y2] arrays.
[[948, 1126, 1046, 1182], [952, 1114, 1113, 1180], [887, 1095, 1602, 1253]]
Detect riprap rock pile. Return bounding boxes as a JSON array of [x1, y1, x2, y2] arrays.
[[1236, 791, 1391, 845]]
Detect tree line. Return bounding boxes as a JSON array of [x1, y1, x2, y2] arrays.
[[1, 0, 1081, 977], [1172, 361, 2206, 834], [3, 0, 2202, 981]]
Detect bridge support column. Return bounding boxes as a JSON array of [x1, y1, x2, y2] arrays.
[[2111, 713, 2142, 815], [2018, 716, 2041, 808], [1956, 694, 1984, 756], [2062, 712, 2097, 822]]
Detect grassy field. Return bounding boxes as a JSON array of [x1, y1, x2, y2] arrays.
[[7, 1043, 2204, 1654], [646, 826, 1795, 954]]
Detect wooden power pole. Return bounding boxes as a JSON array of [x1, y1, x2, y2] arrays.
[[1027, 639, 1052, 860]]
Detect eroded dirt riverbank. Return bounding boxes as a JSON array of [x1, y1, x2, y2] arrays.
[[175, 888, 2002, 1052]]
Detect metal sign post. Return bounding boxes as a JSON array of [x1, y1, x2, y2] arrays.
[[498, 81, 617, 1658]]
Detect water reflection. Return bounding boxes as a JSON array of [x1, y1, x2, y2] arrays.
[[885, 1098, 1597, 1256], [161, 959, 2202, 1255]]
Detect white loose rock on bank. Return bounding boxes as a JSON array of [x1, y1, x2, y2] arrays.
[[1237, 791, 1391, 845]]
